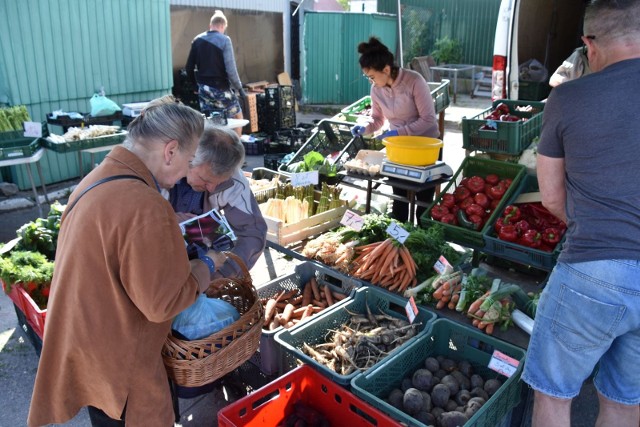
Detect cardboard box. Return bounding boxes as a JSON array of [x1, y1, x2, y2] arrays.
[[241, 92, 259, 133]]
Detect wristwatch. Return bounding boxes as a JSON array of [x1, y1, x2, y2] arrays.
[[199, 255, 216, 275]]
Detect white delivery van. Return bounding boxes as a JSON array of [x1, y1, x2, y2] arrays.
[[491, 0, 589, 100]]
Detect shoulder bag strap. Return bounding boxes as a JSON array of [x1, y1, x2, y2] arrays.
[[65, 174, 147, 215]]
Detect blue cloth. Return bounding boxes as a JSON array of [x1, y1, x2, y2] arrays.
[[522, 260, 640, 404], [169, 178, 205, 215]]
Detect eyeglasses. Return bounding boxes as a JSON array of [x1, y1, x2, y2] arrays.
[[362, 73, 375, 82], [584, 35, 596, 40]]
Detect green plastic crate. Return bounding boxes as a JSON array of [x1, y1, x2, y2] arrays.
[[483, 174, 564, 271], [428, 79, 451, 115], [420, 157, 526, 249], [462, 100, 546, 155], [0, 138, 41, 160], [274, 286, 437, 387], [42, 131, 127, 153], [351, 318, 526, 427], [251, 262, 362, 376], [340, 96, 372, 123], [518, 81, 551, 102]]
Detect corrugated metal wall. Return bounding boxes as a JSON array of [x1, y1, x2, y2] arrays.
[[302, 12, 396, 105], [0, 0, 172, 120], [0, 0, 172, 189], [378, 0, 501, 66]]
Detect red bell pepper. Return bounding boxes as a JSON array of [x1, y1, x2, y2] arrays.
[[466, 176, 486, 194], [542, 227, 562, 246], [430, 204, 450, 221], [514, 219, 530, 234], [495, 102, 510, 115], [498, 224, 519, 242], [503, 205, 521, 222], [520, 229, 542, 248], [468, 214, 485, 230]]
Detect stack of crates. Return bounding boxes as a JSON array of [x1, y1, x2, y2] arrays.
[[257, 85, 296, 135]]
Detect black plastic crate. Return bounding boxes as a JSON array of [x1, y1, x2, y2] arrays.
[[264, 85, 295, 109], [264, 152, 290, 170]]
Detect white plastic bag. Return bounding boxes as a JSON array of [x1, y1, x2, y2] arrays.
[[519, 59, 549, 82]]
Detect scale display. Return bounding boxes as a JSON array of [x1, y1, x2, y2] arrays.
[[381, 160, 453, 183]]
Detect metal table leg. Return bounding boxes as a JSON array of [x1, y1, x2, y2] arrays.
[[24, 163, 43, 217], [35, 160, 50, 205]]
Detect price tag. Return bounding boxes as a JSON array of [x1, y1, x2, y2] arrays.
[[23, 121, 42, 138], [386, 221, 409, 244], [433, 255, 453, 275], [488, 350, 520, 378], [290, 171, 319, 187], [340, 210, 364, 231], [405, 296, 419, 324]]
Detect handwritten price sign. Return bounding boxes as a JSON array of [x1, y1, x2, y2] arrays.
[[386, 221, 409, 244], [488, 350, 520, 378], [340, 210, 364, 231], [23, 121, 42, 138], [290, 171, 319, 187]]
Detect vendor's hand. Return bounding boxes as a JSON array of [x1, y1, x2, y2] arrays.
[[376, 129, 399, 141], [351, 125, 366, 137]]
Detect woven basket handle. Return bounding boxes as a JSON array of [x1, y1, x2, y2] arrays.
[[205, 251, 252, 297]]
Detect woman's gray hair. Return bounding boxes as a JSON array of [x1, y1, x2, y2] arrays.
[[123, 95, 204, 152], [191, 123, 245, 177]]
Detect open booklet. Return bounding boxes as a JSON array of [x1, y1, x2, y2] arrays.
[[178, 208, 237, 252]]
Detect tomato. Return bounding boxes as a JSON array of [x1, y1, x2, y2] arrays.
[[468, 214, 485, 230], [430, 204, 450, 221], [466, 203, 486, 218], [441, 193, 456, 208], [485, 173, 500, 185], [440, 213, 457, 225], [466, 176, 486, 194], [458, 197, 474, 210], [487, 183, 507, 200], [474, 192, 490, 209], [454, 186, 472, 202]]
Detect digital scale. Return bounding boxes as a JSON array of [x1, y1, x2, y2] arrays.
[[380, 159, 454, 183]]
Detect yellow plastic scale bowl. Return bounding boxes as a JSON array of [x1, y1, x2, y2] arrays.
[[382, 136, 443, 166]]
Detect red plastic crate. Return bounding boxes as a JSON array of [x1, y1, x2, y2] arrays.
[[2, 279, 25, 314], [217, 365, 399, 427], [15, 284, 46, 339]]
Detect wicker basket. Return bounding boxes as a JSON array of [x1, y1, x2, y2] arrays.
[[162, 252, 264, 387]]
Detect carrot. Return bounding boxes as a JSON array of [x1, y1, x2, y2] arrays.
[[360, 239, 391, 271], [279, 289, 299, 301], [302, 282, 313, 306], [300, 304, 314, 320], [433, 286, 445, 300], [274, 289, 286, 303], [264, 298, 277, 324], [292, 305, 308, 319], [468, 291, 490, 315], [472, 318, 480, 327], [332, 290, 347, 301], [310, 277, 321, 301], [312, 299, 327, 309], [281, 303, 295, 323], [269, 314, 281, 330], [485, 323, 495, 335], [324, 286, 335, 306], [436, 299, 447, 310], [448, 300, 457, 310]]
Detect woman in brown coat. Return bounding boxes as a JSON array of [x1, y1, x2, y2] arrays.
[[28, 96, 223, 426]]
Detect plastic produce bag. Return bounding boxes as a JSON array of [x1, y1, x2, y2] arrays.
[[519, 59, 548, 82], [89, 93, 121, 117], [171, 294, 240, 340]]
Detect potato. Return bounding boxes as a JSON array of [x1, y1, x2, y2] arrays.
[[431, 406, 445, 420], [451, 370, 471, 391], [387, 388, 404, 410], [434, 369, 447, 382], [439, 410, 469, 427], [445, 399, 458, 412], [441, 374, 460, 396], [455, 389, 472, 406], [414, 410, 435, 426], [430, 383, 451, 408], [401, 377, 413, 393], [440, 358, 457, 372], [484, 378, 503, 396], [412, 369, 436, 392], [403, 388, 424, 415], [424, 356, 440, 373], [470, 386, 489, 401], [470, 374, 484, 390], [419, 391, 433, 413], [458, 359, 473, 378]]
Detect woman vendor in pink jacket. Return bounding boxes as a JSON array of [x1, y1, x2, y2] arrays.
[[351, 37, 440, 223]]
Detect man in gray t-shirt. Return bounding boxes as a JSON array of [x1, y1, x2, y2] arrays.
[[522, 1, 640, 426]]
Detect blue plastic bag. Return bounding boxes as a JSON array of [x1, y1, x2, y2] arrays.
[[89, 93, 121, 117], [171, 294, 240, 341]]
